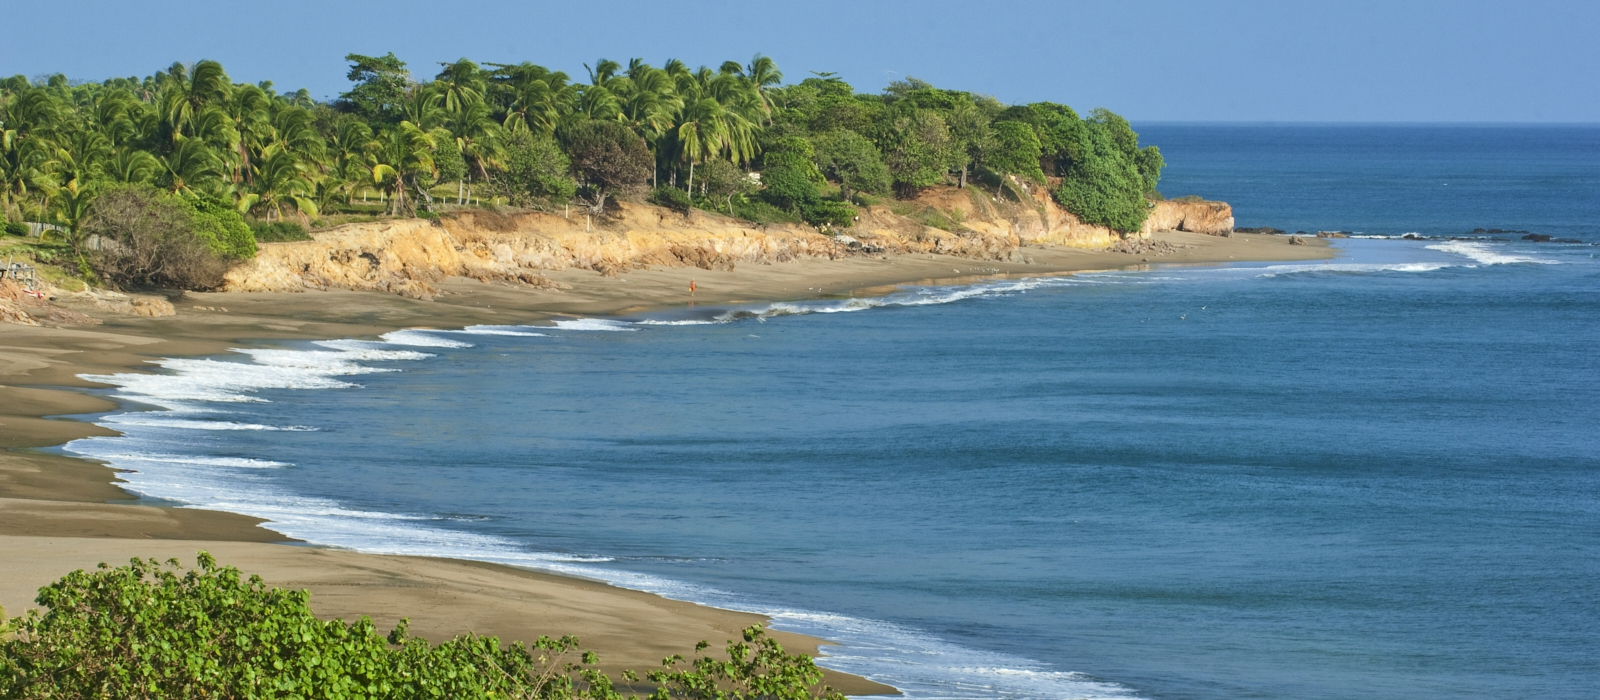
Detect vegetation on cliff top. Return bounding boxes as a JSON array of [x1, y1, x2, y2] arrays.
[[0, 553, 847, 700], [0, 54, 1163, 288]]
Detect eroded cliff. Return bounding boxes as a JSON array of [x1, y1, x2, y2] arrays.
[[222, 188, 1234, 298]]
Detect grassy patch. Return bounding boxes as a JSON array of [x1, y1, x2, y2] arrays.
[[731, 198, 804, 225], [887, 201, 963, 232], [249, 221, 311, 243], [0, 239, 84, 288]]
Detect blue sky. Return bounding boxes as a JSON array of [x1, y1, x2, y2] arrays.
[[2, 0, 1595, 122]]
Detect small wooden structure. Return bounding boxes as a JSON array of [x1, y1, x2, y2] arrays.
[[3, 257, 39, 290]]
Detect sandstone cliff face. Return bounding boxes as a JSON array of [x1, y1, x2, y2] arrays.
[[222, 189, 1235, 298], [1143, 200, 1235, 236]]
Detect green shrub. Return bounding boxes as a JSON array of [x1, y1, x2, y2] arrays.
[[0, 554, 846, 700], [731, 198, 804, 225], [174, 196, 257, 259], [648, 185, 693, 215], [759, 136, 824, 212], [799, 199, 857, 229], [3, 221, 27, 237], [250, 221, 311, 242]]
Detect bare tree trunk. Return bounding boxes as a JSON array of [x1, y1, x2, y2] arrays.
[[960, 166, 967, 189], [458, 180, 464, 204], [687, 161, 694, 193]]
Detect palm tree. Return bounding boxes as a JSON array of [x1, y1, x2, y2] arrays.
[[440, 99, 501, 203], [237, 147, 318, 221], [491, 63, 577, 138], [158, 138, 223, 195], [104, 146, 160, 184], [226, 83, 273, 184], [326, 120, 374, 203], [666, 67, 761, 192], [400, 85, 445, 131], [435, 59, 486, 114], [722, 54, 783, 124], [156, 60, 232, 146], [367, 121, 435, 216]]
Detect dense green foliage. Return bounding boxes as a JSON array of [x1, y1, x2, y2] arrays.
[[1048, 109, 1162, 233], [176, 195, 256, 258], [0, 52, 1165, 285], [493, 130, 576, 208], [0, 554, 848, 700], [812, 130, 888, 202]]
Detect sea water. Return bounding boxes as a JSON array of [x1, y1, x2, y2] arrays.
[[63, 126, 1600, 700]]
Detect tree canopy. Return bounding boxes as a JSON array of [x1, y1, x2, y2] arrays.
[[0, 52, 1167, 275]]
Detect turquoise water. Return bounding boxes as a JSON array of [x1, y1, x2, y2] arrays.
[[68, 127, 1600, 699]]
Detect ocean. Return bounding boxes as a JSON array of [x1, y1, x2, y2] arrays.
[[64, 125, 1600, 700]]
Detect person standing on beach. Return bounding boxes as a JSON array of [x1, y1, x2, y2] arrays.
[[690, 279, 697, 296]]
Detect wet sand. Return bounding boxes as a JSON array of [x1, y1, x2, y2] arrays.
[[0, 232, 1329, 694]]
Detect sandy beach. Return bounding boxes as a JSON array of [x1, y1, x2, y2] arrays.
[[0, 231, 1329, 695]]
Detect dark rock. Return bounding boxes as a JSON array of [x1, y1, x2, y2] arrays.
[[1522, 233, 1552, 242], [1232, 226, 1285, 235]]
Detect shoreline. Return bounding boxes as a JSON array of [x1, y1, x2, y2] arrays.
[[0, 232, 1331, 695]]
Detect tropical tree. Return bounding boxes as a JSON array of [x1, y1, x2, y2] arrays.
[[561, 119, 650, 212], [157, 138, 223, 195], [237, 147, 318, 221], [982, 121, 1046, 191], [338, 53, 409, 125], [367, 121, 435, 216], [491, 62, 577, 138], [813, 129, 888, 202], [722, 54, 783, 124], [879, 109, 954, 197], [156, 60, 232, 146]]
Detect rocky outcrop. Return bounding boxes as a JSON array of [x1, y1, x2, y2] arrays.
[[61, 288, 177, 317], [1143, 200, 1235, 236]]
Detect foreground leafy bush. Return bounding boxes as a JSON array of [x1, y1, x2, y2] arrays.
[[0, 554, 846, 700], [177, 196, 258, 259], [3, 222, 27, 237]]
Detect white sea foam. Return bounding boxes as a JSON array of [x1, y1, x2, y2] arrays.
[[456, 325, 549, 337], [1251, 261, 1456, 277], [94, 452, 291, 468], [632, 319, 720, 326], [551, 318, 638, 331], [380, 329, 475, 347], [1426, 240, 1559, 265], [103, 417, 317, 431]]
